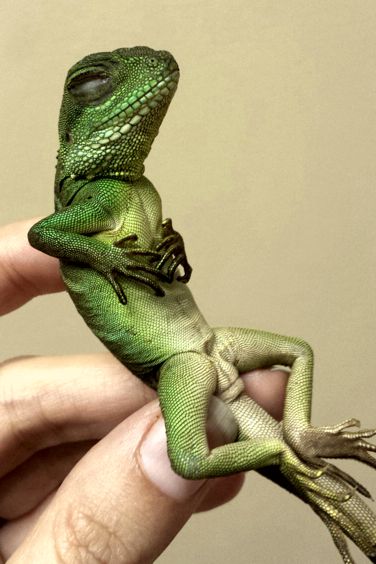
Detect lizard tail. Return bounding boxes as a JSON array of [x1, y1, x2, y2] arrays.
[[258, 465, 376, 562], [315, 506, 376, 564]]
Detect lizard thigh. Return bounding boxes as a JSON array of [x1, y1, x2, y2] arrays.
[[213, 327, 314, 431], [158, 351, 284, 479]]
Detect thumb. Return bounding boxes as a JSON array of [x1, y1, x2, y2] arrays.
[[8, 400, 209, 564]]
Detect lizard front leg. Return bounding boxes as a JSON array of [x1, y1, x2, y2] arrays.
[[28, 199, 169, 305], [214, 327, 376, 470]]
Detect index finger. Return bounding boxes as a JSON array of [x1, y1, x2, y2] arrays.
[[0, 219, 64, 315]]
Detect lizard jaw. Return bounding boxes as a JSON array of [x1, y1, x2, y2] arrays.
[[94, 67, 180, 138]]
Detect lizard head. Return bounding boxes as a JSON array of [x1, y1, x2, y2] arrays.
[[57, 46, 179, 182]]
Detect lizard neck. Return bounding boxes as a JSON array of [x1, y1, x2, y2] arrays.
[[54, 156, 145, 196]]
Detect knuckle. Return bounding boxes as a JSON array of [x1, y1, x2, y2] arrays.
[[0, 359, 66, 453], [54, 504, 130, 564]]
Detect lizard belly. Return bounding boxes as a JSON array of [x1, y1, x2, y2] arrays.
[[60, 263, 213, 379]]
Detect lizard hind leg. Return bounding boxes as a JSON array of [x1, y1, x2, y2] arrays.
[[213, 327, 376, 472], [157, 351, 286, 479]]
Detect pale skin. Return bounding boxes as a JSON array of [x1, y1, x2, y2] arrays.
[[0, 220, 288, 563]]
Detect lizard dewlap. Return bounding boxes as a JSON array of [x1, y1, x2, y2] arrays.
[[28, 46, 376, 563]]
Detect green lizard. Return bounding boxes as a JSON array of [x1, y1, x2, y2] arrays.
[[28, 46, 376, 562]]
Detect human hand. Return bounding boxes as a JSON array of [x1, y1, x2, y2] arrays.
[[0, 220, 288, 563]]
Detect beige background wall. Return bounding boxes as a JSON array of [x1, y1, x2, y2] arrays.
[[1, 1, 376, 562]]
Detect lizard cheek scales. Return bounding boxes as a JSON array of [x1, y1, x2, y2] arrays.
[[28, 46, 376, 563]]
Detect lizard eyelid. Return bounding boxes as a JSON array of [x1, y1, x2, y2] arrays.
[[67, 71, 114, 106]]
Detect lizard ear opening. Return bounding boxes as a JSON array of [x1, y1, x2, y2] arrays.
[[67, 71, 114, 106]]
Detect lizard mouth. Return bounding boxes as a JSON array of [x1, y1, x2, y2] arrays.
[[91, 68, 180, 145]]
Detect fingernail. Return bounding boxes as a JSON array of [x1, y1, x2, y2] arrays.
[[140, 417, 205, 501]]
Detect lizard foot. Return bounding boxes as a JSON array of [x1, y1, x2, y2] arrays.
[[98, 233, 173, 304], [286, 420, 376, 471], [280, 447, 371, 501]]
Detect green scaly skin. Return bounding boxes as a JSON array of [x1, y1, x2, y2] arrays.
[[28, 47, 376, 562]]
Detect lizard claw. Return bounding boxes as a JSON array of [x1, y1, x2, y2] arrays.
[[280, 449, 358, 503], [107, 267, 167, 304], [156, 218, 192, 283], [309, 461, 372, 499]]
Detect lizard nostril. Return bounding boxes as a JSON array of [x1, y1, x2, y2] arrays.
[[169, 60, 179, 72], [157, 50, 179, 73]]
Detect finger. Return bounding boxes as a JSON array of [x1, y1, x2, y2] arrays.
[[0, 467, 244, 558], [196, 473, 246, 512], [241, 368, 289, 421], [0, 371, 283, 555], [0, 219, 64, 315], [0, 442, 243, 521], [0, 457, 244, 555], [0, 353, 155, 476], [0, 493, 54, 561], [1, 396, 245, 521], [0, 441, 94, 520], [0, 357, 285, 519], [7, 402, 216, 563]]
